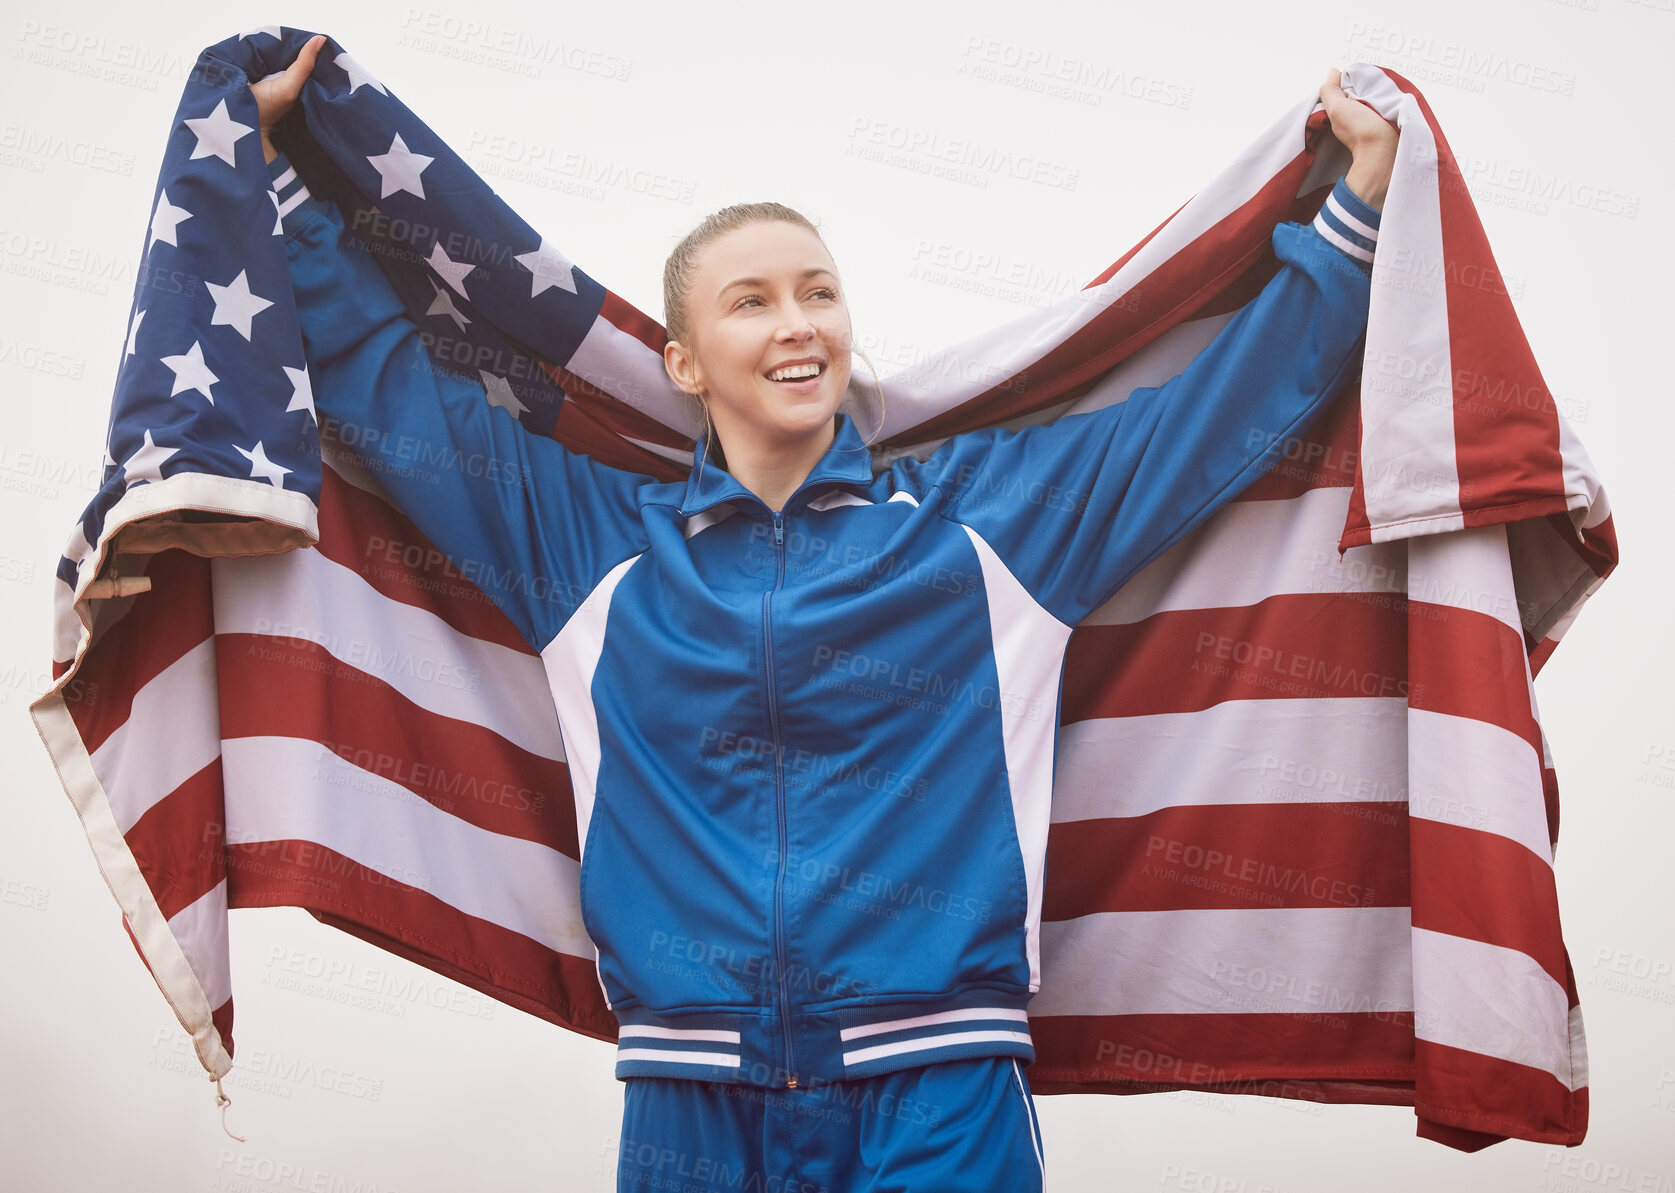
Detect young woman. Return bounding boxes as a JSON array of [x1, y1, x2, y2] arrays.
[[258, 35, 1394, 1192]]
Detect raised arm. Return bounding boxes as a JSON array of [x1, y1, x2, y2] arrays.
[[892, 174, 1382, 627], [271, 153, 652, 649]]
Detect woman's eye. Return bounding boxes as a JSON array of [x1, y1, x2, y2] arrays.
[[733, 289, 837, 310]]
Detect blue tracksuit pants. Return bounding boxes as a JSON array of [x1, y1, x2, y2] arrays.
[[616, 1057, 1046, 1192]]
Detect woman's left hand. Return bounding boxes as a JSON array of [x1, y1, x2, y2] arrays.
[[1320, 68, 1399, 211]]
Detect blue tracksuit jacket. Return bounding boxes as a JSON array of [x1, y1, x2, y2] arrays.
[[271, 150, 1380, 1091]]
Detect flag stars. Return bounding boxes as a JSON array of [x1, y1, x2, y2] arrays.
[[426, 281, 472, 331], [125, 308, 146, 357], [514, 237, 578, 298], [426, 241, 476, 297], [160, 340, 220, 403], [284, 364, 316, 421], [269, 189, 284, 236], [206, 269, 275, 341], [480, 371, 529, 418], [366, 132, 433, 200], [235, 441, 292, 488], [333, 51, 387, 96], [183, 98, 256, 168], [149, 189, 193, 251], [122, 429, 181, 485]]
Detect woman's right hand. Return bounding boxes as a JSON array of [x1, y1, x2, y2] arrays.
[[255, 34, 328, 163]]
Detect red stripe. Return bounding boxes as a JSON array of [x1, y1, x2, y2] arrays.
[[1407, 602, 1541, 753], [217, 632, 578, 856], [316, 464, 532, 655], [224, 840, 615, 1038], [124, 757, 227, 921], [1409, 818, 1566, 987], [1413, 1037, 1586, 1145], [1380, 73, 1569, 531], [1062, 593, 1409, 723], [212, 997, 236, 1060], [1026, 1008, 1416, 1091], [1043, 802, 1410, 918], [69, 549, 214, 755]]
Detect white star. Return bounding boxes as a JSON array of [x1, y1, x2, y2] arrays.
[[149, 189, 193, 250], [238, 24, 283, 40], [124, 308, 146, 357], [426, 281, 472, 331], [122, 429, 181, 485], [206, 269, 275, 341], [235, 441, 292, 488], [514, 237, 579, 298], [426, 240, 475, 297], [182, 98, 256, 168], [333, 51, 387, 95], [480, 370, 529, 418], [269, 188, 283, 235], [284, 364, 316, 421], [366, 132, 432, 199], [102, 446, 117, 469], [160, 340, 220, 404]]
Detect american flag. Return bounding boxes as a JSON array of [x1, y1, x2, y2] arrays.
[[29, 28, 1616, 1151]]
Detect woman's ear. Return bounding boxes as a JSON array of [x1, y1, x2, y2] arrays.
[[664, 338, 698, 395]]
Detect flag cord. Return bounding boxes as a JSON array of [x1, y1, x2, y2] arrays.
[[215, 1078, 247, 1142]]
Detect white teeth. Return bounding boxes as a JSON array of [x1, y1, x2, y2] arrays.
[[769, 362, 822, 381]]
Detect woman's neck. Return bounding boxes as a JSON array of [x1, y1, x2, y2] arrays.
[[712, 417, 838, 513]]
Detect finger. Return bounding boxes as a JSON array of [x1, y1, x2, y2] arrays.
[[285, 35, 325, 89]]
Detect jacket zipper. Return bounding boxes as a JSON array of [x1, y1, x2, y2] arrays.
[[762, 508, 797, 1088]]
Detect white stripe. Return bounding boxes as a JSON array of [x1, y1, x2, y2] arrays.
[[618, 1025, 741, 1043], [1012, 1059, 1046, 1182], [1312, 215, 1375, 263], [220, 736, 595, 959], [621, 434, 698, 466], [806, 489, 874, 511], [1406, 522, 1522, 633], [1082, 488, 1403, 626], [1567, 1003, 1589, 1091], [215, 546, 566, 763], [615, 1048, 740, 1067], [682, 505, 737, 539], [1413, 928, 1581, 1090], [93, 637, 220, 834], [1349, 76, 1465, 539], [271, 165, 297, 189], [567, 315, 697, 434], [277, 187, 311, 218], [167, 877, 231, 1013], [1410, 708, 1550, 864], [840, 1006, 1030, 1041], [843, 1029, 1034, 1067], [539, 553, 643, 860], [1326, 190, 1379, 241], [957, 526, 1073, 994], [1053, 698, 1408, 823], [1030, 906, 1413, 1017]]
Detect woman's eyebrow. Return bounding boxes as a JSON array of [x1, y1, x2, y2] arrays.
[[719, 267, 838, 294]]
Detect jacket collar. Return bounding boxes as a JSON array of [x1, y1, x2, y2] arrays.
[[680, 412, 876, 516]]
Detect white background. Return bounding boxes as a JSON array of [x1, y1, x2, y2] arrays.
[[2, 1, 1669, 1190]]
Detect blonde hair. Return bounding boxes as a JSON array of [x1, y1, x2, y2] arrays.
[[662, 202, 886, 479]]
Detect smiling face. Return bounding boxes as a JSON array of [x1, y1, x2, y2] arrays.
[[664, 219, 853, 464]]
